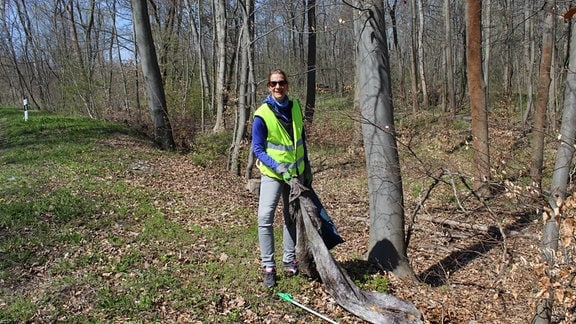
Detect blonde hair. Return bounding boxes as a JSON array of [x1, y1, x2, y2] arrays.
[[267, 69, 289, 85]]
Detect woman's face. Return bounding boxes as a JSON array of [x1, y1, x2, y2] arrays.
[[268, 73, 288, 102]]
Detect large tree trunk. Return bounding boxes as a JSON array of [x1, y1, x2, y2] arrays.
[[530, 1, 555, 193], [131, 0, 175, 151], [466, 0, 490, 194], [356, 0, 416, 280]]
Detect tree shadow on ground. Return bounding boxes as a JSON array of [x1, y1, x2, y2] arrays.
[[418, 213, 533, 287], [331, 213, 533, 290], [339, 259, 386, 284]]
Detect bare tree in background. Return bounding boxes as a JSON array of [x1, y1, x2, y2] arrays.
[[409, 0, 419, 113], [466, 0, 490, 194], [212, 0, 227, 133], [522, 1, 535, 126], [229, 0, 254, 175], [416, 0, 428, 107], [443, 0, 456, 114], [530, 1, 555, 193], [304, 0, 317, 125], [184, 0, 211, 133], [131, 0, 175, 151]]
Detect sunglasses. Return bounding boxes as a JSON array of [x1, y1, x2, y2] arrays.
[[268, 80, 287, 87]]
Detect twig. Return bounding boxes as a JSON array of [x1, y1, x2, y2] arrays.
[[406, 168, 444, 247]]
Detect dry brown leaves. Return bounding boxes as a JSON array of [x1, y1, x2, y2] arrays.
[[88, 114, 576, 323]]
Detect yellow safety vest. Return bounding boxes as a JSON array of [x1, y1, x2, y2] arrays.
[[254, 100, 305, 180]]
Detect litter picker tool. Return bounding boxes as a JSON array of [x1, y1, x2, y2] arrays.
[[278, 292, 338, 324]]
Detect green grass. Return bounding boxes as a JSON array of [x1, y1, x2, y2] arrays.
[[0, 107, 313, 322]]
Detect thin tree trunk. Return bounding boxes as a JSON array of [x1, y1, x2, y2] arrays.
[[502, 0, 512, 98], [483, 0, 491, 101], [229, 0, 253, 175], [522, 1, 535, 126], [213, 0, 227, 132], [410, 0, 419, 114], [466, 0, 490, 194], [304, 0, 317, 125], [417, 0, 428, 107], [184, 0, 211, 133], [444, 0, 456, 115], [530, 2, 555, 193]]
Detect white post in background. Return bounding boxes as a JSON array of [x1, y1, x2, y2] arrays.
[[23, 98, 28, 121]]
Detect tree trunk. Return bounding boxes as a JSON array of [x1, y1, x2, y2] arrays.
[[522, 1, 535, 126], [502, 0, 513, 98], [304, 0, 317, 126], [530, 1, 555, 193], [410, 0, 419, 114], [131, 0, 176, 151], [417, 0, 429, 107], [212, 0, 227, 133], [229, 0, 253, 176], [466, 0, 490, 194], [533, 11, 576, 323], [444, 0, 456, 115], [355, 0, 416, 280], [482, 0, 491, 101], [185, 0, 212, 133]]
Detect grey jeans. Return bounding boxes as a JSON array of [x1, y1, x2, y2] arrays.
[[257, 175, 296, 268]]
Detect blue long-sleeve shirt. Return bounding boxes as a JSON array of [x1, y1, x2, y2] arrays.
[[252, 97, 309, 171]]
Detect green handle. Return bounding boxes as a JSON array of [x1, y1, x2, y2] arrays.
[[278, 292, 338, 323], [278, 292, 294, 303]]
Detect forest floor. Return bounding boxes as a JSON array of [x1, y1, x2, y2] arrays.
[[1, 104, 574, 323], [130, 103, 558, 322]]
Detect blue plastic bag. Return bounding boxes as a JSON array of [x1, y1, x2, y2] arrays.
[[309, 187, 345, 250]]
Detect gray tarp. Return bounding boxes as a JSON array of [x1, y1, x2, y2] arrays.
[[289, 179, 423, 324]]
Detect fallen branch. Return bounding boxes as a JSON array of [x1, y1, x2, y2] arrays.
[[419, 215, 539, 240]]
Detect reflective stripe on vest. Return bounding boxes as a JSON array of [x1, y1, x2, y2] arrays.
[[254, 100, 305, 180]]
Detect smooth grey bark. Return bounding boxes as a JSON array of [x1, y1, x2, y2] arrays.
[[212, 0, 227, 133], [356, 0, 416, 280], [131, 0, 175, 151]]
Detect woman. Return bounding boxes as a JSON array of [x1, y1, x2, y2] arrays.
[[252, 69, 312, 288]]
